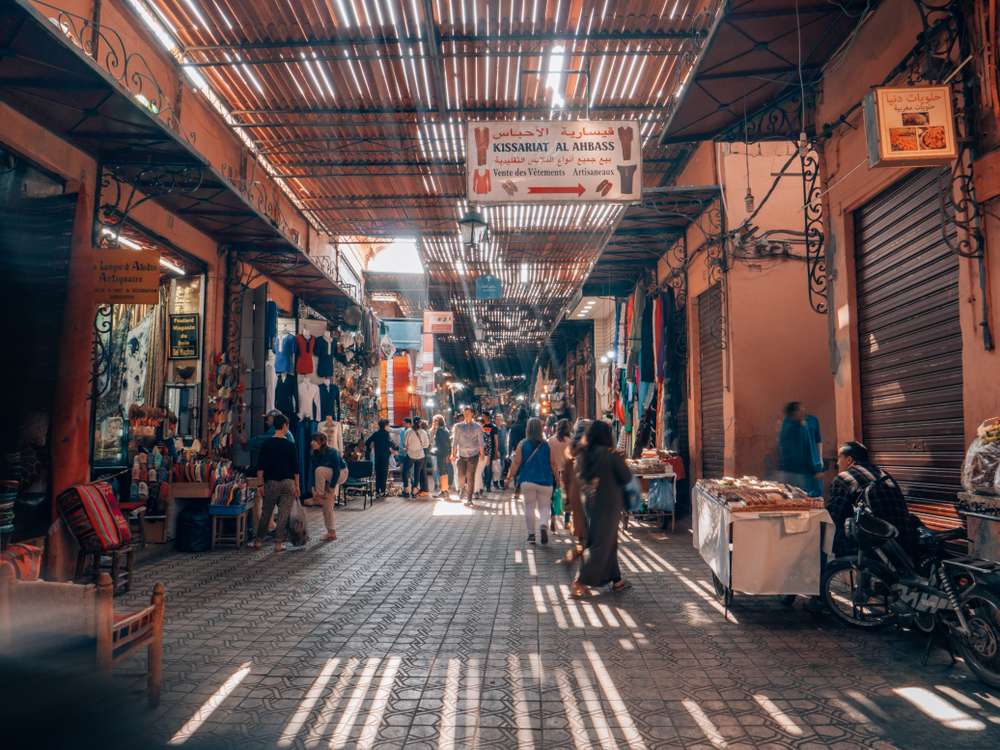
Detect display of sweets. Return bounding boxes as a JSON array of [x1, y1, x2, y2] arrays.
[[700, 477, 825, 513]]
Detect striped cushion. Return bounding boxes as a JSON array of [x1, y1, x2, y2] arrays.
[[1, 543, 42, 580], [56, 482, 130, 551]]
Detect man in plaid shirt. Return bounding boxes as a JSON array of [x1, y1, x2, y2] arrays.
[[827, 441, 920, 558]]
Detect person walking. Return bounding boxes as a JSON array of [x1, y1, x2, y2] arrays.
[[547, 418, 572, 530], [451, 406, 485, 507], [570, 420, 632, 597], [480, 411, 499, 496], [415, 418, 431, 496], [401, 418, 425, 498], [494, 414, 509, 488], [431, 415, 452, 497], [309, 432, 346, 541], [779, 401, 824, 496], [558, 419, 591, 565], [365, 419, 395, 497], [506, 418, 560, 544], [251, 414, 299, 552], [508, 408, 528, 463]]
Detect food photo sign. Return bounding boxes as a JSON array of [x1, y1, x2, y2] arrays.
[[864, 85, 958, 168], [466, 120, 642, 203]]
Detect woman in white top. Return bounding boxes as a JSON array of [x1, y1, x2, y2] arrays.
[[416, 419, 431, 495], [401, 417, 426, 498]]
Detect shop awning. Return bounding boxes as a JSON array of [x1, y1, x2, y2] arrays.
[[382, 318, 423, 352], [658, 0, 876, 145], [0, 0, 351, 310]]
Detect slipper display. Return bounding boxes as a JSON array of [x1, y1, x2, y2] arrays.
[[138, 482, 148, 501]]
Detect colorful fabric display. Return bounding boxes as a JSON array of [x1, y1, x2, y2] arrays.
[[56, 481, 131, 551], [1, 543, 42, 580]]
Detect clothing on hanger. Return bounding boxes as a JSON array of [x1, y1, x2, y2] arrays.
[[265, 301, 278, 350], [275, 373, 297, 414], [274, 333, 296, 373], [295, 333, 316, 374], [298, 377, 321, 420], [265, 359, 277, 413], [315, 335, 335, 377], [319, 420, 344, 453], [318, 381, 341, 421]]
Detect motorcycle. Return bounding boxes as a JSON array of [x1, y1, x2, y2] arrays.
[[820, 477, 1000, 689]]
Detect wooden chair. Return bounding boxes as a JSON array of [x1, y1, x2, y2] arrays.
[[0, 566, 165, 706], [75, 546, 135, 595]]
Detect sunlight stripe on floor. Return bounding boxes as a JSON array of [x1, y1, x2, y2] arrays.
[[545, 584, 570, 629], [356, 657, 400, 749], [580, 600, 604, 628], [526, 548, 537, 576], [439, 658, 462, 750], [169, 662, 252, 745], [306, 658, 359, 748], [753, 694, 805, 736], [278, 658, 341, 746], [330, 658, 380, 747], [893, 687, 985, 730], [532, 585, 548, 613], [584, 642, 647, 750], [573, 662, 619, 750], [508, 654, 537, 749], [556, 667, 594, 750], [618, 556, 639, 574], [618, 547, 652, 573], [597, 604, 621, 628], [936, 685, 980, 709], [529, 653, 545, 683], [683, 700, 728, 748], [559, 584, 588, 628], [615, 607, 638, 629], [465, 657, 482, 744]]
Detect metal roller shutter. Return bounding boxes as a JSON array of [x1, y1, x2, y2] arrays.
[[854, 168, 964, 529], [699, 287, 725, 478]]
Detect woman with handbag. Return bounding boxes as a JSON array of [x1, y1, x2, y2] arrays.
[[570, 420, 632, 597], [506, 418, 560, 544]]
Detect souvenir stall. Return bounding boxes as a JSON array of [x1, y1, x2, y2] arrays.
[[607, 282, 688, 521]]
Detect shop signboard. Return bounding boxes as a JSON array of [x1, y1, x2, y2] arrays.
[[423, 310, 454, 334], [169, 314, 200, 359], [863, 86, 958, 168], [94, 247, 161, 304], [474, 387, 487, 396], [476, 274, 503, 300], [466, 120, 642, 204]]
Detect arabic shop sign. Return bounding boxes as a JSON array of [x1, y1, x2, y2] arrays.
[[476, 274, 503, 300], [93, 246, 161, 304], [466, 120, 642, 204], [863, 86, 958, 168]]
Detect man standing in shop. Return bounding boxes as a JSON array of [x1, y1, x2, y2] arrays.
[[242, 409, 296, 452], [251, 414, 299, 553], [451, 406, 485, 507]]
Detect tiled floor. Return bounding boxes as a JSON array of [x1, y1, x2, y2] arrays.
[[116, 490, 1000, 750]]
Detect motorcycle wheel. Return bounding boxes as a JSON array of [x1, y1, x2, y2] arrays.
[[821, 558, 895, 630], [711, 571, 733, 607], [955, 588, 1000, 690]]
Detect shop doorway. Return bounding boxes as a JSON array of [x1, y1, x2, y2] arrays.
[[698, 287, 724, 478], [854, 168, 964, 529]]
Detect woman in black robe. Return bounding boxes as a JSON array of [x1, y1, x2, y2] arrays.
[[570, 420, 632, 598]]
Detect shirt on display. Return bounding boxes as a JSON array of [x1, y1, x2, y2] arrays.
[[274, 333, 296, 373], [275, 373, 297, 414], [318, 382, 340, 420], [315, 335, 335, 377], [298, 378, 321, 420], [265, 360, 277, 413], [295, 334, 316, 374]]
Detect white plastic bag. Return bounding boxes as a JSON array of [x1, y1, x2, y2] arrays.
[[963, 417, 1000, 495]]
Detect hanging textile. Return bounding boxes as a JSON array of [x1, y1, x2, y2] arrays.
[[639, 291, 655, 383], [653, 295, 663, 381], [628, 287, 645, 352], [392, 355, 410, 425]]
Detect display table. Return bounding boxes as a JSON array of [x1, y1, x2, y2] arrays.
[[627, 472, 676, 532], [692, 482, 833, 597]]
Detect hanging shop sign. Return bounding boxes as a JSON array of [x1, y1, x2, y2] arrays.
[[168, 314, 200, 359], [423, 310, 455, 334], [474, 387, 487, 396], [466, 120, 642, 204], [476, 274, 503, 300], [93, 247, 161, 304], [863, 86, 958, 168]]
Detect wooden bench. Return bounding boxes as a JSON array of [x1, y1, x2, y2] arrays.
[[0, 566, 165, 706]]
